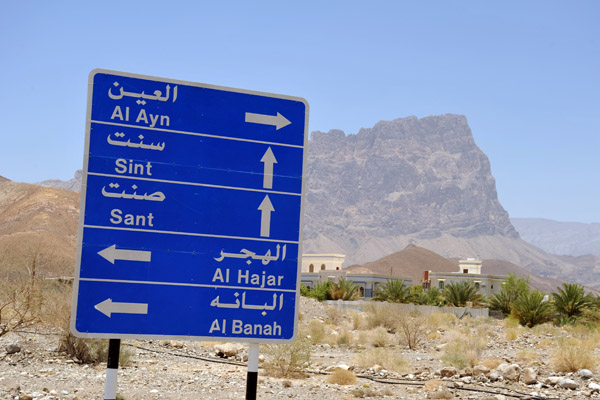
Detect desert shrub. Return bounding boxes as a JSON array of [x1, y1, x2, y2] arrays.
[[551, 337, 597, 372], [351, 311, 368, 331], [327, 368, 357, 385], [441, 328, 486, 369], [350, 388, 379, 398], [306, 319, 327, 344], [262, 337, 312, 378], [0, 264, 43, 337], [59, 334, 133, 365], [396, 311, 426, 350], [325, 305, 345, 324], [364, 302, 399, 330], [337, 329, 354, 346], [353, 348, 409, 374], [512, 290, 553, 327], [369, 326, 390, 348], [372, 280, 410, 303], [442, 281, 484, 307]]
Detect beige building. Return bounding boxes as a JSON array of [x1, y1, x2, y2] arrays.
[[424, 258, 505, 296], [300, 254, 412, 299]]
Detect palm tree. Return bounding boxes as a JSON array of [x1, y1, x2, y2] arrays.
[[441, 281, 483, 307], [372, 279, 410, 303], [327, 279, 360, 301], [551, 282, 594, 321], [512, 290, 553, 327], [488, 273, 530, 316]]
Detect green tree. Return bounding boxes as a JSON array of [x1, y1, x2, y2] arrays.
[[551, 282, 594, 322], [441, 281, 484, 307], [488, 274, 530, 316], [328, 279, 360, 301], [512, 290, 553, 327], [372, 280, 410, 303]]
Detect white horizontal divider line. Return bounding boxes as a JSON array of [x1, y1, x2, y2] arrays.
[[80, 277, 297, 292], [91, 120, 304, 149], [87, 172, 301, 197], [83, 224, 300, 244]]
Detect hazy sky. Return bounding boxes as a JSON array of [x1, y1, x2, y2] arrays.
[[1, 1, 598, 223]]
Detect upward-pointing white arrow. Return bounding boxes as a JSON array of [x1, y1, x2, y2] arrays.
[[97, 245, 151, 264], [261, 147, 278, 189], [245, 112, 291, 130], [258, 195, 275, 237]]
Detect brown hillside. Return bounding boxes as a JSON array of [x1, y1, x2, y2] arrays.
[[0, 180, 79, 277], [345, 244, 458, 283]]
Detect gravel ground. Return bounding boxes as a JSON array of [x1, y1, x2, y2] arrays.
[[2, 298, 600, 399]]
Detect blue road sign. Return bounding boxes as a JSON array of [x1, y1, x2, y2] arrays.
[[71, 69, 308, 342]]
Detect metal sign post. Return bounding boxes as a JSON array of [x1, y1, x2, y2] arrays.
[[104, 339, 120, 400], [246, 343, 260, 400]]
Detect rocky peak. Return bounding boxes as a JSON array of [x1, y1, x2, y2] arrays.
[[304, 114, 518, 264]]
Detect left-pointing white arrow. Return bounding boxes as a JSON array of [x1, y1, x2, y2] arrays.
[[245, 112, 291, 130], [95, 298, 148, 318], [258, 195, 275, 237], [98, 245, 151, 264]]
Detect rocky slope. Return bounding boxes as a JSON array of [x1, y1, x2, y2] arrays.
[[0, 178, 79, 277]]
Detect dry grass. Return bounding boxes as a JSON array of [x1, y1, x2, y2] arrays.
[[505, 328, 519, 341], [353, 348, 409, 374], [551, 338, 598, 372], [426, 312, 457, 330], [441, 328, 486, 369], [336, 329, 354, 347], [327, 368, 357, 385], [503, 317, 520, 329], [306, 319, 327, 344], [369, 327, 390, 348], [531, 322, 560, 337], [364, 303, 399, 330], [516, 351, 541, 365]]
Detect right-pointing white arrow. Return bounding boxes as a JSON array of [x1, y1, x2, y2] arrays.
[[261, 147, 278, 189], [98, 245, 151, 265], [245, 112, 291, 130], [95, 298, 148, 318], [258, 195, 275, 237]]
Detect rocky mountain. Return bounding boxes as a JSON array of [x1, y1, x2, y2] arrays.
[[302, 115, 587, 285], [36, 170, 83, 192], [511, 218, 600, 256], [0, 178, 79, 277]]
